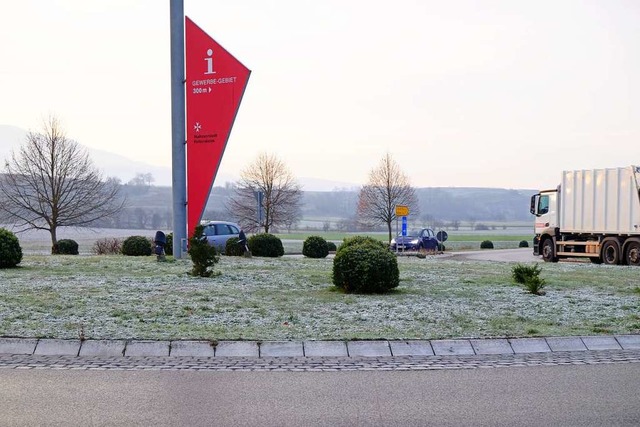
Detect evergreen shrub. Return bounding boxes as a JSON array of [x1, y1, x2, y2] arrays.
[[0, 228, 22, 268], [225, 237, 244, 256], [303, 235, 329, 258], [188, 224, 219, 276], [480, 240, 494, 249], [53, 239, 79, 255], [165, 233, 173, 255], [332, 242, 399, 293], [327, 241, 337, 252], [248, 233, 284, 257], [122, 236, 153, 256], [519, 240, 529, 248], [337, 235, 386, 255], [512, 263, 546, 295]]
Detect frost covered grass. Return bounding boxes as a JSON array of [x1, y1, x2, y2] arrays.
[[0, 255, 638, 341]]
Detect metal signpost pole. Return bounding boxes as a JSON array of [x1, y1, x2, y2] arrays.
[[395, 206, 398, 254], [170, 0, 186, 258]]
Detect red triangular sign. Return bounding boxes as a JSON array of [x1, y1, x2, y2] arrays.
[[185, 16, 250, 238]]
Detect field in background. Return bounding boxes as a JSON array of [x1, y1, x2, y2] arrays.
[[5, 225, 532, 255]]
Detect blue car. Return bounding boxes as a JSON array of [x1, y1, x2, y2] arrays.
[[202, 220, 241, 252], [390, 228, 439, 251]]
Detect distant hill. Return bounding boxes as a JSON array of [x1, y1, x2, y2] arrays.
[[0, 124, 174, 186]]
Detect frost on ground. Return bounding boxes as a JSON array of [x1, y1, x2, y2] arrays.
[[0, 255, 638, 340]]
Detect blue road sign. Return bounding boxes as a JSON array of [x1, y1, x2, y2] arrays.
[[401, 216, 407, 236]]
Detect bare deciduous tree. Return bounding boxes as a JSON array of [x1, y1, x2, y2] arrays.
[[357, 153, 419, 243], [227, 153, 302, 233], [0, 117, 125, 252]]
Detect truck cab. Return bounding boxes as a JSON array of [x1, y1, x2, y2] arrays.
[[530, 188, 559, 260]]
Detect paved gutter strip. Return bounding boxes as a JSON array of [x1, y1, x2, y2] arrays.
[[0, 350, 638, 372]]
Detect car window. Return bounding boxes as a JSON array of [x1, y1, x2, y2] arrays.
[[217, 224, 234, 235], [229, 225, 239, 234], [203, 225, 216, 236], [427, 229, 435, 237]]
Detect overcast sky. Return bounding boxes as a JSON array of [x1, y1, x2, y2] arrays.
[[1, 0, 638, 190]]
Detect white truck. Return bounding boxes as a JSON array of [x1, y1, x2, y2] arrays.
[[530, 166, 640, 265]]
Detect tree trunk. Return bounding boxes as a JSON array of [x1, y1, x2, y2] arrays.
[[50, 227, 58, 254], [387, 221, 393, 244]]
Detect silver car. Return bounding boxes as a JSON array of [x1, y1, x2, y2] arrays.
[[202, 221, 241, 252]]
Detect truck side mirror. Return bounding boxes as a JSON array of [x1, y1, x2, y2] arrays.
[[530, 195, 539, 216]]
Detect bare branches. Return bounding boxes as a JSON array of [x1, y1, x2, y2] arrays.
[[227, 152, 302, 233], [0, 116, 125, 251], [357, 153, 419, 243]]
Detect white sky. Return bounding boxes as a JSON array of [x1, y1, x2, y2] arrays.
[[1, 0, 638, 190]]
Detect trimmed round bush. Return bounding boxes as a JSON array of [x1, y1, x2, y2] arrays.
[[332, 243, 399, 293], [337, 235, 386, 255], [225, 237, 245, 256], [122, 235, 153, 256], [327, 241, 337, 252], [519, 240, 529, 248], [0, 228, 23, 268], [53, 239, 79, 255], [248, 233, 284, 257], [480, 240, 494, 249], [303, 236, 329, 258]]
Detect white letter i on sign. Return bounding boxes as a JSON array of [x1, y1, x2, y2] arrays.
[[204, 48, 216, 75]]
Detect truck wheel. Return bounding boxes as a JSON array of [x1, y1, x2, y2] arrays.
[[625, 241, 640, 266], [601, 240, 620, 265], [541, 239, 557, 263]]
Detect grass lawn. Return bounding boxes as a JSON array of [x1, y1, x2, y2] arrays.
[[1, 254, 638, 341]]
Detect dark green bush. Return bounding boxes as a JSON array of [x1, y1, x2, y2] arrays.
[[512, 263, 546, 295], [337, 235, 386, 255], [165, 233, 173, 255], [303, 235, 329, 258], [53, 239, 79, 255], [327, 241, 337, 252], [122, 236, 153, 256], [188, 225, 219, 276], [519, 240, 529, 248], [524, 275, 546, 295], [512, 263, 542, 284], [225, 237, 245, 256], [332, 243, 399, 293], [248, 233, 284, 257], [0, 228, 22, 268], [480, 240, 494, 249], [438, 242, 446, 252]]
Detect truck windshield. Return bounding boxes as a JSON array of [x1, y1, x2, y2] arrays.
[[539, 195, 549, 214]]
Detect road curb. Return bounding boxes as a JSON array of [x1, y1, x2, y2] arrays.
[[1, 335, 639, 358]]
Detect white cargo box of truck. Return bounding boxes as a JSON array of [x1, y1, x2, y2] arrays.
[[560, 166, 640, 235], [531, 165, 640, 265]]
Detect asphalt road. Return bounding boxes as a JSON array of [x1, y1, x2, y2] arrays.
[[2, 363, 639, 426], [444, 247, 541, 263]]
